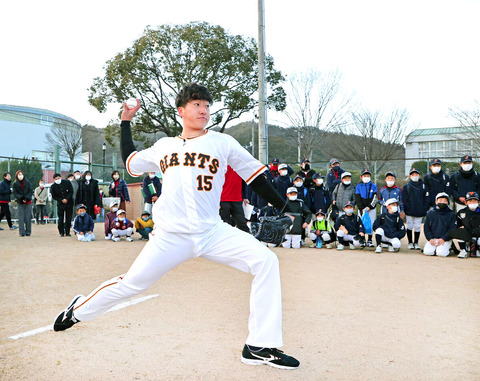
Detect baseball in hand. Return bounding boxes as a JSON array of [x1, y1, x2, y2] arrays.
[[126, 98, 138, 110]]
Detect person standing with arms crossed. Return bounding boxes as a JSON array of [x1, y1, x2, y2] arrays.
[[53, 83, 300, 370]]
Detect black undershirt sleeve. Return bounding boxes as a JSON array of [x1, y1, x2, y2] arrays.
[[120, 120, 137, 165], [249, 174, 290, 213]]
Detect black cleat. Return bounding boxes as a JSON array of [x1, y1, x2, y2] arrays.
[[241, 344, 300, 369], [53, 295, 83, 331]]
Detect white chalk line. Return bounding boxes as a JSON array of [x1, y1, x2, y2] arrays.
[[8, 294, 160, 340]]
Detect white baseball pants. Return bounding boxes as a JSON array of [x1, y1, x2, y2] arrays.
[[112, 227, 133, 237], [282, 234, 301, 249], [406, 216, 422, 232], [336, 230, 360, 246], [423, 240, 452, 257], [77, 232, 95, 242], [375, 228, 401, 249], [72, 221, 283, 348]]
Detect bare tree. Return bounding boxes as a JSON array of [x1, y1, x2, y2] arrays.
[[282, 70, 354, 162], [45, 124, 82, 171], [448, 101, 480, 156]]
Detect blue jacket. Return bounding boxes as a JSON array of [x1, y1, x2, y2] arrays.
[[334, 213, 365, 236], [309, 184, 331, 214], [355, 182, 378, 211], [274, 175, 292, 201], [372, 212, 406, 239], [423, 171, 451, 208], [108, 178, 130, 202], [294, 184, 310, 208], [326, 167, 345, 195], [423, 206, 456, 241], [142, 175, 162, 203], [379, 185, 404, 213], [0, 179, 11, 203], [403, 180, 429, 217], [450, 169, 480, 204], [73, 213, 95, 234]]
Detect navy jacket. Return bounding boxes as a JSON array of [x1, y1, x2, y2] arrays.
[[295, 169, 316, 189], [372, 212, 406, 239], [0, 179, 11, 203], [309, 184, 331, 214], [108, 178, 130, 202], [456, 207, 480, 237], [423, 207, 456, 241], [73, 213, 95, 234], [142, 176, 162, 203], [423, 171, 451, 207], [403, 180, 429, 217], [51, 179, 74, 205], [450, 169, 480, 203], [274, 175, 292, 201], [326, 167, 345, 195], [334, 213, 365, 236]]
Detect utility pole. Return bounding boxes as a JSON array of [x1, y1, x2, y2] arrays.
[[258, 0, 268, 163]]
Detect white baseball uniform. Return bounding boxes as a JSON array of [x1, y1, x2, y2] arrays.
[[72, 130, 284, 348]]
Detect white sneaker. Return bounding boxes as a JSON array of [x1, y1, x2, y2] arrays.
[[126, 237, 133, 242], [388, 245, 395, 252], [457, 249, 468, 258], [112, 237, 120, 242], [337, 243, 344, 251], [408, 243, 414, 250], [381, 243, 389, 248], [414, 243, 421, 250], [326, 243, 333, 249], [375, 246, 382, 254], [349, 243, 356, 250]]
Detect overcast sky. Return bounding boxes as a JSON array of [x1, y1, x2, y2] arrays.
[[1, 0, 479, 133]]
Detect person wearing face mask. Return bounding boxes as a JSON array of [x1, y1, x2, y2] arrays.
[[50, 173, 74, 237], [326, 158, 345, 196], [334, 201, 365, 250], [423, 159, 452, 210], [76, 171, 102, 220], [308, 209, 335, 249], [295, 158, 316, 189], [110, 209, 134, 242], [332, 172, 355, 217], [450, 155, 480, 213], [109, 170, 130, 212], [269, 158, 280, 178], [12, 170, 33, 237], [379, 171, 404, 218], [104, 201, 119, 240], [34, 179, 48, 225], [448, 191, 480, 258], [355, 169, 378, 247], [0, 172, 18, 231], [274, 164, 293, 201], [423, 193, 456, 257], [73, 204, 95, 241], [372, 198, 406, 253], [309, 173, 331, 216], [142, 172, 162, 215], [69, 171, 81, 219], [403, 168, 429, 250], [282, 187, 312, 249], [135, 210, 154, 240]]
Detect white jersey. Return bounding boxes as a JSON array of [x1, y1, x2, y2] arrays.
[[126, 130, 266, 233]]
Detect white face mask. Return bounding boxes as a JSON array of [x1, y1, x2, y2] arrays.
[[85, 175, 92, 181], [389, 205, 398, 213], [54, 179, 61, 184], [118, 216, 125, 221], [468, 203, 478, 211], [294, 181, 303, 187], [288, 195, 297, 201], [410, 176, 420, 182], [149, 173, 155, 179], [111, 207, 118, 212], [279, 170, 288, 176], [343, 180, 351, 186], [462, 163, 473, 171], [386, 180, 395, 187], [18, 175, 24, 181], [40, 183, 45, 188], [345, 208, 354, 215], [75, 175, 81, 180], [315, 179, 324, 185], [113, 175, 119, 180], [362, 177, 371, 184], [317, 217, 324, 222], [431, 166, 441, 174]]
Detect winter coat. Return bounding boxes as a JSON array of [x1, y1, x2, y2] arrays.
[[294, 184, 310, 208], [108, 178, 130, 202], [334, 213, 365, 236], [274, 175, 292, 201], [326, 167, 345, 194], [332, 183, 355, 210], [423, 206, 456, 241], [110, 217, 134, 230], [423, 171, 451, 207], [456, 206, 480, 236], [355, 181, 378, 211], [403, 180, 429, 217], [372, 212, 406, 239], [73, 213, 95, 234], [309, 185, 331, 214], [295, 169, 316, 189], [76, 179, 101, 208], [12, 179, 33, 204], [104, 211, 116, 235], [310, 218, 333, 233], [34, 186, 48, 205], [51, 180, 74, 205], [135, 216, 154, 230], [142, 175, 163, 204], [284, 198, 312, 235], [450, 169, 480, 204], [0, 179, 11, 203], [378, 185, 404, 213]]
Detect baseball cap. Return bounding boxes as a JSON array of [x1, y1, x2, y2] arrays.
[[116, 209, 126, 216], [465, 191, 479, 201], [329, 158, 339, 166], [341, 171, 352, 179], [316, 209, 326, 216], [435, 192, 450, 202], [278, 163, 288, 170], [76, 203, 87, 211], [385, 171, 396, 178], [294, 174, 304, 181], [460, 155, 473, 163], [409, 168, 420, 175], [430, 158, 442, 165], [384, 198, 399, 206], [109, 200, 119, 208], [286, 186, 298, 194], [343, 201, 355, 208], [271, 158, 280, 164], [361, 169, 371, 176], [141, 210, 151, 216], [312, 173, 324, 180], [301, 158, 310, 163]]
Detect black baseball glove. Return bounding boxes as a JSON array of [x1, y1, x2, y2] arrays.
[[252, 215, 293, 246]]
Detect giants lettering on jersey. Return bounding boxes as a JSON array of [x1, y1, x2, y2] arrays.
[[159, 152, 219, 175]]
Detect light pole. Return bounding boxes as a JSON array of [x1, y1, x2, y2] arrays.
[[102, 142, 106, 182]]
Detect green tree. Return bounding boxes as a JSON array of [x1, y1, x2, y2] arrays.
[[0, 158, 44, 187], [89, 21, 286, 142]]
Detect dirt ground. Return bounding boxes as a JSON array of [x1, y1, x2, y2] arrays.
[[0, 222, 479, 381]]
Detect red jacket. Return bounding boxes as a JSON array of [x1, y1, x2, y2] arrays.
[[110, 217, 133, 230], [221, 166, 244, 202]]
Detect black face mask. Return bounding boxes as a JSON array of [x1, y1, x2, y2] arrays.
[[437, 203, 448, 209], [303, 164, 310, 171]]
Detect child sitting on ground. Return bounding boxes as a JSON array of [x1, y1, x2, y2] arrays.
[[372, 198, 406, 253], [334, 201, 365, 250], [111, 209, 134, 242], [309, 209, 335, 249], [135, 211, 154, 240], [73, 204, 95, 242]]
